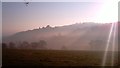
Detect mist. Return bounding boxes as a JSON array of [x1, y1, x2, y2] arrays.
[[2, 22, 118, 51], [2, 1, 119, 67]]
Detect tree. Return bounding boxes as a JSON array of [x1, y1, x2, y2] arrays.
[[9, 42, 15, 49], [2, 43, 7, 49], [18, 41, 29, 49], [21, 41, 29, 49], [31, 42, 39, 49], [38, 40, 47, 49], [46, 25, 51, 28]]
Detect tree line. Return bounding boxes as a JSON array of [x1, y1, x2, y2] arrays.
[[2, 39, 106, 50], [2, 40, 47, 49]]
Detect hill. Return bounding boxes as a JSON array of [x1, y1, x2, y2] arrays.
[[3, 23, 118, 50]]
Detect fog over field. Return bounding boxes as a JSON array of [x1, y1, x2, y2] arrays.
[[3, 22, 118, 51], [2, 1, 119, 67]]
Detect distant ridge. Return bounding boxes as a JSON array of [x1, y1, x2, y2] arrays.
[[3, 22, 117, 50]]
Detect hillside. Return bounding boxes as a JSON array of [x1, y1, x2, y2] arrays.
[[2, 23, 118, 50]]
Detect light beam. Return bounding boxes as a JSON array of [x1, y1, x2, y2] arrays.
[[102, 22, 114, 67], [111, 22, 117, 66]]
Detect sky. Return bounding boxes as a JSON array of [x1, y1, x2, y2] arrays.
[[2, 0, 119, 36]]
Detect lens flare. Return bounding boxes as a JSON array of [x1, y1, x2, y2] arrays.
[[102, 22, 114, 67], [111, 22, 117, 66]]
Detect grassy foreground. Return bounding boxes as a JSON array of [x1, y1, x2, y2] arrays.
[[2, 49, 118, 67]]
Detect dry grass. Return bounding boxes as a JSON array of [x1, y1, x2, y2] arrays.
[[3, 49, 118, 67]]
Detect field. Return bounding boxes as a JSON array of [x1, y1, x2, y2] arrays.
[[3, 49, 119, 67]]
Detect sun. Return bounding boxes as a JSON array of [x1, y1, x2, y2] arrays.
[[95, 0, 118, 23]]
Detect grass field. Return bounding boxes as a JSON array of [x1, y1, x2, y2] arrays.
[[2, 49, 119, 67]]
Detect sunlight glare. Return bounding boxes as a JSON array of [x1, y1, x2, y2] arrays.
[[95, 1, 118, 23], [102, 22, 114, 67], [111, 22, 117, 66]]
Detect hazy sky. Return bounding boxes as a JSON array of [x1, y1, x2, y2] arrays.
[[2, 1, 118, 36]]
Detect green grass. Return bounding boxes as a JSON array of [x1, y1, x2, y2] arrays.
[[3, 49, 118, 66]]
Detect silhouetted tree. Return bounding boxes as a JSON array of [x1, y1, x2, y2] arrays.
[[31, 42, 39, 49], [22, 41, 29, 49], [42, 27, 45, 29], [2, 43, 7, 49], [30, 40, 47, 49], [19, 42, 23, 49], [9, 42, 15, 48], [38, 40, 47, 49], [17, 41, 23, 49], [18, 41, 30, 49], [46, 25, 51, 28]]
